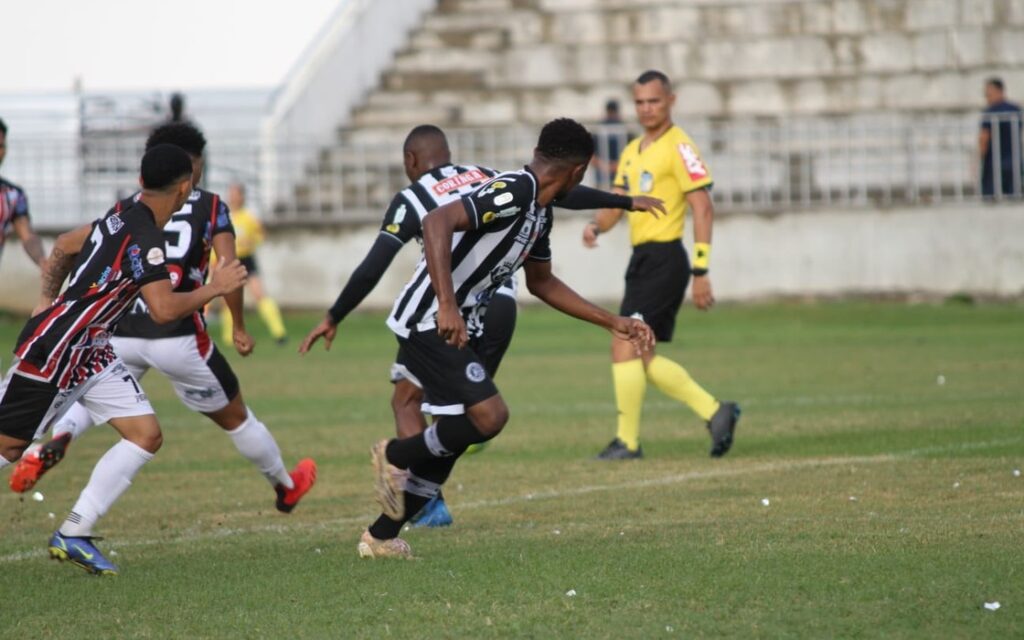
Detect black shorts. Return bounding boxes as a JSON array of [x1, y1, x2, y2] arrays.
[[0, 372, 60, 442], [394, 329, 500, 416], [619, 240, 690, 343], [239, 255, 259, 275]]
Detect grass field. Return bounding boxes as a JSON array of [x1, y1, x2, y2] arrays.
[[1, 301, 1022, 638]]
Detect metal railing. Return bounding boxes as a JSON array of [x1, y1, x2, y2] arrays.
[[3, 111, 1021, 231]]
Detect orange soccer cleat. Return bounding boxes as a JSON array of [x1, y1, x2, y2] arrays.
[[9, 433, 72, 493], [275, 458, 317, 513]]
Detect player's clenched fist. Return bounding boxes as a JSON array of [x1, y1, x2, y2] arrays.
[[211, 258, 247, 295]]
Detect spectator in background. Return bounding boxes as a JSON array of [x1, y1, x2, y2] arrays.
[[169, 92, 188, 123], [219, 183, 288, 345], [591, 99, 629, 189], [979, 77, 1023, 198], [0, 118, 46, 271]]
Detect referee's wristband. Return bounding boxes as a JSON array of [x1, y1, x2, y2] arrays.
[[691, 268, 709, 277], [693, 242, 711, 271]]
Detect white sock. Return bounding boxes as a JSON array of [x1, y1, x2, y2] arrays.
[[0, 455, 10, 470], [53, 402, 96, 441], [226, 408, 292, 489], [60, 439, 154, 537]]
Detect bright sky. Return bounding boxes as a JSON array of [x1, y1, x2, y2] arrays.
[[1, 0, 341, 92]]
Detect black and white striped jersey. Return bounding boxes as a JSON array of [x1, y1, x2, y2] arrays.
[[387, 167, 550, 338], [379, 163, 497, 245]]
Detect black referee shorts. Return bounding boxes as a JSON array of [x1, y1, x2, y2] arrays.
[[395, 329, 500, 416], [619, 240, 690, 343]]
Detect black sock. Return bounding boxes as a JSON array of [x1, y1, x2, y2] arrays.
[[367, 456, 460, 540], [385, 414, 489, 469]]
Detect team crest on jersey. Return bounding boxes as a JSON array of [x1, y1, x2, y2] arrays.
[[72, 326, 111, 350], [105, 215, 125, 235], [639, 171, 654, 193], [386, 223, 401, 233], [465, 362, 486, 383]]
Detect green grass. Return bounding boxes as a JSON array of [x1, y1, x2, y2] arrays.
[[1, 301, 1022, 639]]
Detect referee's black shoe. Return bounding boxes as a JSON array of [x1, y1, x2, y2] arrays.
[[707, 402, 741, 458], [596, 438, 643, 460]]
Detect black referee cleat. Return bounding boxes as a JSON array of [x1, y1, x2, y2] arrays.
[[707, 402, 741, 458], [596, 438, 644, 460]]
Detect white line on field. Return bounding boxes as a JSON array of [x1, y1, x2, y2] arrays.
[[1, 436, 1019, 564]]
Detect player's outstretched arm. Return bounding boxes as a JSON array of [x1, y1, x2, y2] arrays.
[[13, 217, 46, 268], [422, 200, 474, 348], [299, 236, 404, 354], [142, 259, 247, 325], [524, 260, 654, 354], [34, 223, 93, 314], [212, 231, 253, 356], [687, 187, 716, 311]]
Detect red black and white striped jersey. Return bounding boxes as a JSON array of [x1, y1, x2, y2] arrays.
[[0, 177, 30, 258], [113, 188, 234, 342], [14, 201, 170, 389]]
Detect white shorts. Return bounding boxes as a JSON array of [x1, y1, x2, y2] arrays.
[[110, 335, 239, 413], [0, 358, 154, 442]]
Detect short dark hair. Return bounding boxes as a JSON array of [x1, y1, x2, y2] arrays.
[[146, 122, 207, 157], [403, 124, 448, 152], [141, 144, 193, 190], [987, 77, 1005, 92], [0, 118, 6, 136], [636, 70, 672, 91], [536, 118, 594, 165]]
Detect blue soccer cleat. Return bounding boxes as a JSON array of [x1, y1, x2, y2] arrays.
[[410, 494, 453, 528], [48, 531, 118, 576]]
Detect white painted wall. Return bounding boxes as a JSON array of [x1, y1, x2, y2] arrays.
[[2, 203, 1022, 315]]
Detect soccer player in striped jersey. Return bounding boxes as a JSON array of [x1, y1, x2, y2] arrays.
[[0, 144, 247, 575], [300, 125, 505, 528], [357, 118, 656, 559], [9, 123, 317, 516], [0, 118, 46, 270]]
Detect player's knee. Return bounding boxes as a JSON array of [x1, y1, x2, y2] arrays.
[[128, 429, 163, 454], [470, 399, 509, 438]]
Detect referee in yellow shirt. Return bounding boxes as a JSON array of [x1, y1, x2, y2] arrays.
[[583, 70, 740, 459], [219, 182, 288, 345]]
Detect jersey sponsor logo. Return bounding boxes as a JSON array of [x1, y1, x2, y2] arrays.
[[478, 179, 514, 198], [386, 223, 401, 233], [91, 266, 113, 289], [465, 362, 486, 383], [216, 212, 230, 228], [639, 171, 654, 193], [72, 326, 111, 350], [146, 247, 165, 266], [188, 190, 201, 202], [105, 215, 124, 235], [494, 192, 514, 206], [678, 143, 708, 181], [128, 245, 145, 279], [432, 169, 487, 196]]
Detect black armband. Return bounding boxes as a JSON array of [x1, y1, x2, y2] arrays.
[[327, 235, 402, 324], [555, 185, 633, 211]]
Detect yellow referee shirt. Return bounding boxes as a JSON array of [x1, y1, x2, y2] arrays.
[[613, 125, 713, 246], [230, 207, 265, 259]]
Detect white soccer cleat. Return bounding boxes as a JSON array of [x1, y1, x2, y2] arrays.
[[371, 439, 407, 521], [357, 529, 413, 559]]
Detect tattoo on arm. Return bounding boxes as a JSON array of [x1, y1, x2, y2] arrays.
[[41, 247, 75, 300]]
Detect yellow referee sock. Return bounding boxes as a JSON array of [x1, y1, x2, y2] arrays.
[[646, 355, 720, 421], [258, 298, 287, 340], [612, 359, 647, 451], [221, 307, 234, 345]]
